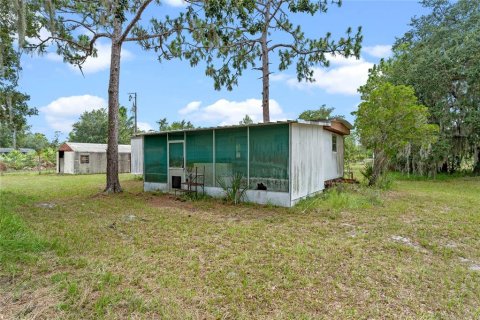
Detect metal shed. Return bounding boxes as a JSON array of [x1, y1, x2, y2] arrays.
[[57, 142, 131, 174], [135, 119, 351, 207]]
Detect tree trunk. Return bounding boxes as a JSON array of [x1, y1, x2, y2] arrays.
[[260, 2, 270, 123], [105, 23, 123, 193], [369, 150, 387, 186], [440, 161, 448, 173], [473, 147, 480, 174], [12, 128, 17, 149]]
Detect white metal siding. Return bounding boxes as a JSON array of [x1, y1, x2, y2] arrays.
[[131, 137, 143, 174], [323, 132, 344, 181], [62, 152, 130, 174], [290, 123, 325, 202], [63, 152, 75, 174]]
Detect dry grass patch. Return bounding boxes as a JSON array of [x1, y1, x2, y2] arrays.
[[1, 173, 480, 318]]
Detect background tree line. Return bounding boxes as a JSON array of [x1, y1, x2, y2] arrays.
[[355, 0, 479, 184]]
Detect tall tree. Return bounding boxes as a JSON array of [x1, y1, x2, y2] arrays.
[[27, 0, 202, 192], [0, 90, 36, 148], [0, 0, 38, 148], [354, 82, 438, 185], [69, 107, 133, 144], [188, 0, 362, 122]]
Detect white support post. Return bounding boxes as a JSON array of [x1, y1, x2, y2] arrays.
[[247, 126, 250, 187], [212, 129, 216, 187]]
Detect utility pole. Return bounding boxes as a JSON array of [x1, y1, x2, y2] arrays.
[[128, 92, 137, 134]]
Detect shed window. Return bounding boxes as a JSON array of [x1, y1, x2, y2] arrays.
[[332, 135, 337, 152], [80, 155, 89, 164]]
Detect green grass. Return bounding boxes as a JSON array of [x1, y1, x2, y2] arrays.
[[0, 190, 50, 274], [0, 173, 479, 318]]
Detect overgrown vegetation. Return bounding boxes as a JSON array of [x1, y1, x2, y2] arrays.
[[359, 0, 480, 175], [296, 184, 382, 215], [68, 106, 134, 145], [1, 173, 479, 318], [355, 82, 438, 186], [0, 148, 56, 172], [216, 172, 248, 205]]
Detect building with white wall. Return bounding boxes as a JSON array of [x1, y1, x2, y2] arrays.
[[135, 119, 351, 207], [57, 142, 131, 174]]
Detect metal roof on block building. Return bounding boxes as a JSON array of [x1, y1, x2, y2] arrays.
[[58, 142, 131, 153], [135, 118, 352, 136]]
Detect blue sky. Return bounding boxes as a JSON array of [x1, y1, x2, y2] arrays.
[[19, 0, 429, 140]]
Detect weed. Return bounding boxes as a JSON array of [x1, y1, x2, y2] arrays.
[[295, 184, 382, 213], [216, 171, 248, 205]]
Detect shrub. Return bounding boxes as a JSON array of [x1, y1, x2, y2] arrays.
[[216, 172, 248, 205]]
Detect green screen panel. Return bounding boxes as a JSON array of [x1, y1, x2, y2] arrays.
[[249, 124, 289, 192], [186, 130, 214, 186], [168, 132, 184, 140], [169, 142, 184, 168], [215, 127, 248, 186], [144, 135, 167, 183]]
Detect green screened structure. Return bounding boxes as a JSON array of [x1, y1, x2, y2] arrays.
[[139, 120, 351, 207]]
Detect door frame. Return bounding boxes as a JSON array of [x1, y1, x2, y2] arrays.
[[167, 140, 185, 189], [167, 140, 185, 169]]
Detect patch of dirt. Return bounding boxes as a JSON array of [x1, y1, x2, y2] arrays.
[[383, 191, 405, 200], [149, 194, 200, 213], [459, 257, 480, 271], [34, 202, 56, 209], [147, 193, 283, 222], [0, 285, 60, 319], [391, 235, 428, 252]]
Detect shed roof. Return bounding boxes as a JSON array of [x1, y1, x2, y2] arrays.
[[135, 118, 352, 136], [0, 148, 36, 154], [59, 142, 131, 153]]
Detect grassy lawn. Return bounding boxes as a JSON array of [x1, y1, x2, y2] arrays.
[[1, 173, 480, 319]]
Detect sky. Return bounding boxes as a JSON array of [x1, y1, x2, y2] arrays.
[[19, 0, 430, 140]]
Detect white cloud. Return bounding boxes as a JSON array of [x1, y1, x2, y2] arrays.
[[44, 52, 63, 62], [137, 122, 154, 132], [283, 55, 373, 95], [40, 95, 107, 132], [178, 101, 201, 115], [325, 53, 363, 66], [363, 45, 392, 58], [163, 0, 187, 7], [179, 99, 286, 126], [44, 41, 133, 74], [270, 73, 289, 82]]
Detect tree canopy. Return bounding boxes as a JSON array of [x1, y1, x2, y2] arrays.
[[187, 0, 362, 122], [157, 118, 195, 132], [69, 107, 134, 145], [0, 0, 38, 148], [355, 82, 438, 185], [298, 105, 338, 121], [360, 0, 480, 174], [239, 115, 254, 125]]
